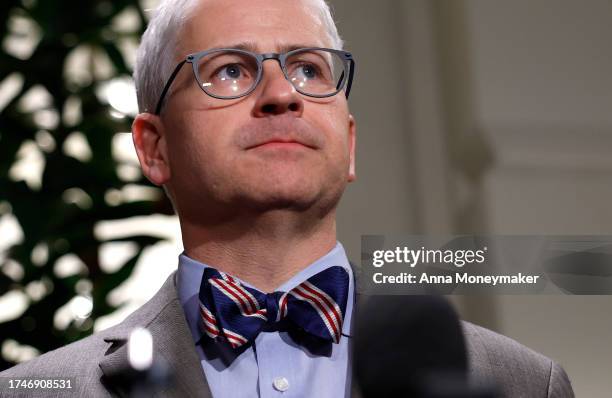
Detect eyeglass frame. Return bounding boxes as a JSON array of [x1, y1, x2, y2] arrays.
[[154, 47, 355, 115]]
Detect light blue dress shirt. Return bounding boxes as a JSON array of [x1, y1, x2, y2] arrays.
[[176, 242, 355, 398]]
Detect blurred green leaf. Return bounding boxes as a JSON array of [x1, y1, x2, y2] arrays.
[[0, 0, 171, 371]]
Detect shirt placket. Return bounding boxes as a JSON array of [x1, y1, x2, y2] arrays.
[[254, 332, 297, 398]]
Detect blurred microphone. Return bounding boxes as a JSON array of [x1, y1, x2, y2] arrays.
[[126, 328, 174, 398], [354, 295, 496, 398], [103, 327, 174, 397]]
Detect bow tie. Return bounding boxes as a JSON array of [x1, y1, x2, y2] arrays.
[[198, 266, 349, 349]]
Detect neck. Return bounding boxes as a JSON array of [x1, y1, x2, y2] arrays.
[[180, 209, 337, 292]]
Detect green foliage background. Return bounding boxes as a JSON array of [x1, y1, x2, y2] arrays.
[[0, 0, 172, 371]]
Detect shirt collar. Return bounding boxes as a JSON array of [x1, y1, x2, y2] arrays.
[[177, 242, 355, 340]]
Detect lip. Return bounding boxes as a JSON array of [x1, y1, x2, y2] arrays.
[[246, 139, 316, 150]]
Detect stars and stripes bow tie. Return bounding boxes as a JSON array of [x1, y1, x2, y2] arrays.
[[198, 266, 349, 349]]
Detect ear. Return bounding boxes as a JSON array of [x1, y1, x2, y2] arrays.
[[347, 113, 356, 182], [132, 113, 171, 186]]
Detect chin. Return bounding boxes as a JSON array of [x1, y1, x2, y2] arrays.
[[226, 165, 348, 213], [242, 188, 319, 212], [239, 180, 347, 216]]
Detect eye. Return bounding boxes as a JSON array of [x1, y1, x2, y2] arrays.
[[296, 63, 319, 79], [218, 63, 243, 80]]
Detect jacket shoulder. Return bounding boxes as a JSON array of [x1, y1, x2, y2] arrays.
[[462, 321, 574, 397], [0, 331, 115, 398], [0, 331, 109, 378], [0, 273, 179, 396]]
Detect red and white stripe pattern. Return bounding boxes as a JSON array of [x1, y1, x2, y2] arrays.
[[289, 280, 344, 343], [277, 292, 289, 322], [209, 273, 268, 321], [221, 329, 249, 348], [199, 301, 249, 348], [203, 273, 269, 348], [199, 302, 220, 339]]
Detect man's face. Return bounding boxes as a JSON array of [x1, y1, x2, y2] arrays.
[[155, 0, 355, 218]]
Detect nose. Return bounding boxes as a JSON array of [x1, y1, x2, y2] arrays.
[[252, 60, 304, 117]]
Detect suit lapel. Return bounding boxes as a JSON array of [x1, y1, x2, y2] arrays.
[[99, 272, 213, 398]]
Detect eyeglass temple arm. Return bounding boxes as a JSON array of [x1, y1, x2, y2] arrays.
[[336, 72, 344, 91], [154, 60, 188, 115], [336, 59, 355, 98]]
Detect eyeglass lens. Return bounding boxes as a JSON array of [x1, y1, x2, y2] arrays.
[[195, 49, 347, 98]]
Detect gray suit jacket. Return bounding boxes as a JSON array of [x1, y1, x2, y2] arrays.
[[1, 272, 574, 397]]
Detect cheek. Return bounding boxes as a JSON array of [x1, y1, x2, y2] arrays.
[[166, 114, 230, 178], [316, 105, 351, 158]]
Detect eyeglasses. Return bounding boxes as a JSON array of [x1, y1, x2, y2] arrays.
[[154, 47, 355, 115]]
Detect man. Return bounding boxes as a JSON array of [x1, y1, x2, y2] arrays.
[[0, 0, 574, 397]]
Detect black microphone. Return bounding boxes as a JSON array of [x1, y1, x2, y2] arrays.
[[354, 295, 496, 398], [102, 328, 174, 397]]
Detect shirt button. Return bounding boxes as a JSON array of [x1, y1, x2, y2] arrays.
[[273, 377, 290, 392]]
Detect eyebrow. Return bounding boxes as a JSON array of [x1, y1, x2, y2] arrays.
[[212, 41, 322, 53]]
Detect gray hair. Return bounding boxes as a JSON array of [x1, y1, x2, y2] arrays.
[[134, 0, 345, 114]]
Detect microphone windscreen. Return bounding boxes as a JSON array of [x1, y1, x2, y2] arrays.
[[354, 295, 468, 397]]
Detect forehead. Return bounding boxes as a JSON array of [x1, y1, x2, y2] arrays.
[[179, 0, 331, 54]]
